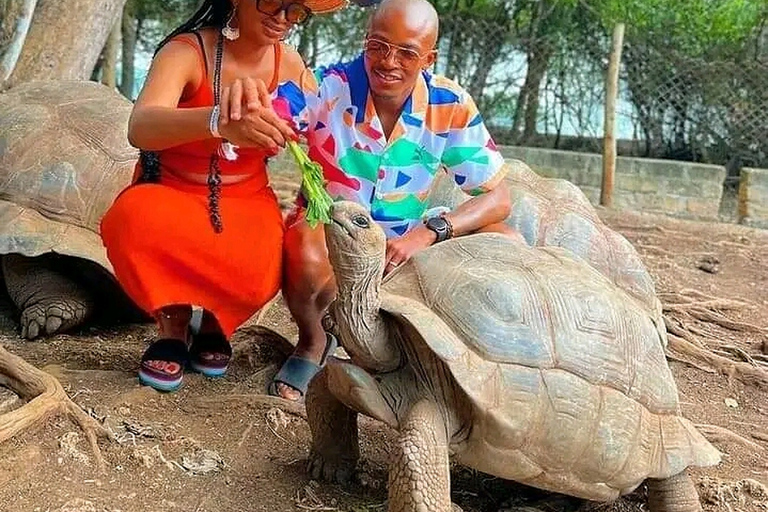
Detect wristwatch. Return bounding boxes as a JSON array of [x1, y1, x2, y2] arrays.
[[424, 215, 453, 244]]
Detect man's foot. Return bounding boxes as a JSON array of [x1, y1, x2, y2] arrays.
[[269, 333, 338, 401]]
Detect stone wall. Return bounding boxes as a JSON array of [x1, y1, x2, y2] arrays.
[[498, 146, 726, 220], [739, 167, 768, 228]]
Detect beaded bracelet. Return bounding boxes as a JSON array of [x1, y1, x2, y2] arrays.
[[209, 104, 221, 138]]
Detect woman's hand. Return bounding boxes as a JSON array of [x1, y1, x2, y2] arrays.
[[218, 77, 296, 151]]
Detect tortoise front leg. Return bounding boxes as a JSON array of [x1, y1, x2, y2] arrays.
[[2, 254, 94, 339], [647, 471, 702, 512], [389, 399, 452, 512], [306, 365, 360, 485]]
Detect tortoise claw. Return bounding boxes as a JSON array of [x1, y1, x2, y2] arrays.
[[308, 450, 355, 485], [20, 300, 86, 339]]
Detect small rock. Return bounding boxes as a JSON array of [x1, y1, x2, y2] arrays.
[[180, 448, 225, 475], [725, 398, 739, 408], [58, 432, 90, 465], [697, 256, 720, 274], [266, 407, 290, 429], [117, 406, 130, 416], [0, 387, 22, 415]]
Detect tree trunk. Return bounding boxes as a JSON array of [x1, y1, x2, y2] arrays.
[[119, 0, 136, 98], [520, 45, 551, 143], [101, 17, 121, 89], [0, 0, 38, 84], [119, 11, 136, 98], [7, 0, 128, 86]]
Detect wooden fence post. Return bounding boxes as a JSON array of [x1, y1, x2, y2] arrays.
[[601, 23, 625, 208]]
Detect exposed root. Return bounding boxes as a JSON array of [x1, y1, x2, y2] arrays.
[[663, 316, 704, 347], [683, 307, 764, 333], [254, 292, 282, 326], [660, 288, 768, 388], [694, 424, 765, 452], [665, 352, 716, 374], [0, 345, 112, 469], [666, 335, 768, 389], [188, 393, 307, 419]]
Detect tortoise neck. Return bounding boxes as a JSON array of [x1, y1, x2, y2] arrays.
[[333, 257, 401, 373]]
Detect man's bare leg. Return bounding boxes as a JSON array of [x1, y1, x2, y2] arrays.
[[278, 215, 337, 401], [476, 221, 526, 244]]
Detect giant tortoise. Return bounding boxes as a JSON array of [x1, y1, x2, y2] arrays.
[[0, 80, 142, 338], [306, 201, 720, 512]]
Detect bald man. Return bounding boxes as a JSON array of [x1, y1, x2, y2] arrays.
[[270, 0, 516, 400]]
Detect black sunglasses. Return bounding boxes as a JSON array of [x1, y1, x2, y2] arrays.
[[256, 0, 312, 24]]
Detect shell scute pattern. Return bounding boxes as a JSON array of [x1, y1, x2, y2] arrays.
[[406, 235, 679, 413], [408, 237, 556, 368]]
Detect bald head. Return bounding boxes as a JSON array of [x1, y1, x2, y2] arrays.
[[369, 0, 439, 48]]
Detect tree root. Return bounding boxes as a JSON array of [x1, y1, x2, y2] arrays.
[[0, 346, 112, 469], [694, 424, 765, 452], [660, 288, 768, 388], [666, 335, 768, 389]]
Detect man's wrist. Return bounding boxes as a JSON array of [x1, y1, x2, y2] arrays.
[[423, 214, 453, 244]]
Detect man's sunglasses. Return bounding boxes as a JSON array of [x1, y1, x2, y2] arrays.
[[363, 38, 434, 67], [256, 0, 312, 25]]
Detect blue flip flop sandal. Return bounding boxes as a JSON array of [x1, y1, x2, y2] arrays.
[[268, 332, 338, 399]]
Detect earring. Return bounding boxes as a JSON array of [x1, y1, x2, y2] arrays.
[[222, 10, 240, 40]]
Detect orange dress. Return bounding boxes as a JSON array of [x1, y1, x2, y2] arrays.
[[100, 38, 292, 338]]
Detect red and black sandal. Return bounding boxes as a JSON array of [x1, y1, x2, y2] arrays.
[[138, 338, 189, 392], [189, 332, 232, 378]]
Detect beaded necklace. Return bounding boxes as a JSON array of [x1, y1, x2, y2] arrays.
[[206, 31, 226, 234]]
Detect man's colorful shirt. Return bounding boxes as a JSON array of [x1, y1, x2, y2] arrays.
[[274, 54, 507, 239]]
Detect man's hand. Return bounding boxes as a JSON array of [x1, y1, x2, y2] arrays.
[[218, 77, 296, 151], [383, 225, 437, 276]]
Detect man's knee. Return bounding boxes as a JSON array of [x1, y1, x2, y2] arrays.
[[475, 222, 527, 244]]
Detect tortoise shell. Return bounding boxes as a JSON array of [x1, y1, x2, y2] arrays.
[[0, 80, 137, 271], [380, 234, 719, 501]]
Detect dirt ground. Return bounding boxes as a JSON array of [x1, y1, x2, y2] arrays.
[[0, 168, 767, 512]]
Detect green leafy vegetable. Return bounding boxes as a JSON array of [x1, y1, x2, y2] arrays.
[[287, 140, 333, 228]]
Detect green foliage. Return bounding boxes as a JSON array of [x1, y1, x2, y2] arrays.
[[130, 0, 200, 51], [592, 0, 766, 56]]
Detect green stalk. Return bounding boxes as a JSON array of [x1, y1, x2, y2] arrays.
[[287, 140, 333, 228]]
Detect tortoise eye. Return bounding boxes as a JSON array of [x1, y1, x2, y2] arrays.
[[351, 214, 370, 228]]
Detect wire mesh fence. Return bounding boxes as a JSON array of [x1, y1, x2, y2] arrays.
[[285, 3, 767, 172]]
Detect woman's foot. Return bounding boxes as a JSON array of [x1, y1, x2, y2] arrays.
[[188, 310, 231, 378], [139, 305, 192, 392], [139, 337, 189, 392], [189, 332, 232, 378]]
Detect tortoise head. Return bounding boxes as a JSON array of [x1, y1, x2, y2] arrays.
[[325, 201, 387, 282]]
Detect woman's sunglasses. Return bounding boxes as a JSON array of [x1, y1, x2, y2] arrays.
[[256, 0, 312, 24]]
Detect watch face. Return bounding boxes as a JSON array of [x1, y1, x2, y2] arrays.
[[427, 217, 447, 230], [426, 216, 448, 241]]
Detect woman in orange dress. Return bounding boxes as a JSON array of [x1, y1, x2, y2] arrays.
[[100, 0, 345, 392]]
